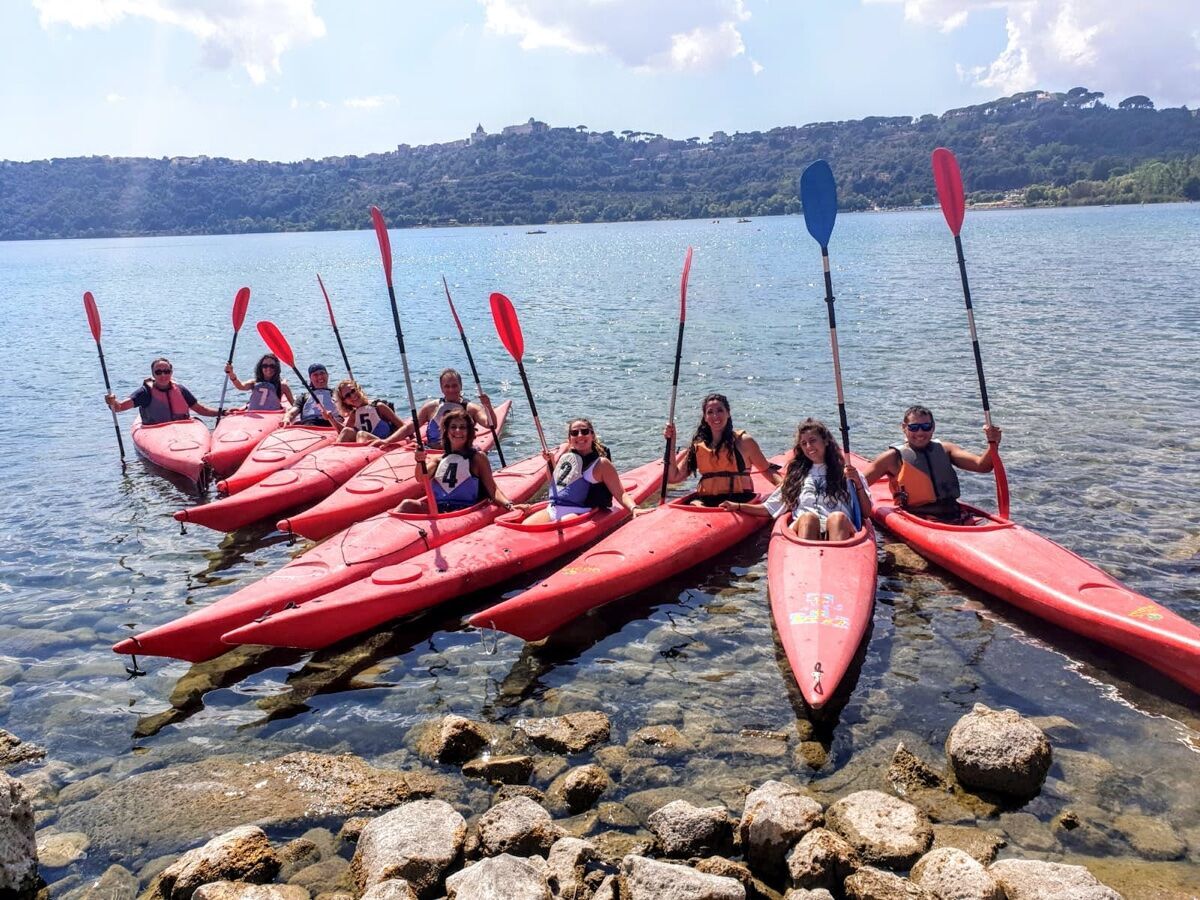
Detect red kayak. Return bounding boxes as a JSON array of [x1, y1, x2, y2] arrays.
[[850, 453, 1200, 695], [220, 459, 664, 652], [175, 442, 386, 533], [217, 425, 337, 495], [767, 516, 878, 709], [114, 453, 551, 663], [131, 419, 211, 485], [281, 400, 513, 540], [204, 410, 285, 478], [469, 459, 785, 642]]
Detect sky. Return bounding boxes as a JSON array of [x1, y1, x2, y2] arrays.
[[2, 0, 1198, 163]]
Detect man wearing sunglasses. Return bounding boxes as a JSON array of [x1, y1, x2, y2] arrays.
[[105, 356, 219, 425], [862, 405, 1001, 521]]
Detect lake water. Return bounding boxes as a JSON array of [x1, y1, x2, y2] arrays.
[[1, 205, 1198, 892]]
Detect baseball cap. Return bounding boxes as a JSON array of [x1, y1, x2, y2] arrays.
[[308, 363, 328, 376]]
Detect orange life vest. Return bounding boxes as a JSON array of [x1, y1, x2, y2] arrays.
[[694, 431, 752, 497]]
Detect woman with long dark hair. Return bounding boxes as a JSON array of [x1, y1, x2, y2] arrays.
[[663, 393, 780, 506], [224, 353, 294, 411], [738, 418, 870, 540]]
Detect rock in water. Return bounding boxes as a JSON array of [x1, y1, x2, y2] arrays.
[[945, 704, 1051, 799], [739, 780, 824, 882], [647, 800, 735, 858], [351, 799, 466, 897], [515, 712, 611, 753], [152, 826, 280, 900], [0, 773, 37, 899], [477, 796, 564, 857], [825, 790, 932, 869], [620, 855, 746, 900], [988, 859, 1123, 900], [910, 847, 1004, 899], [445, 853, 551, 899]]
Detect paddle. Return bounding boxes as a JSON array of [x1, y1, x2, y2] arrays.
[[442, 275, 507, 466], [316, 273, 355, 381], [800, 161, 852, 454], [800, 160, 862, 527], [660, 246, 693, 504], [489, 292, 557, 502], [931, 147, 1010, 518], [83, 291, 127, 468], [370, 205, 437, 514], [216, 287, 252, 418]]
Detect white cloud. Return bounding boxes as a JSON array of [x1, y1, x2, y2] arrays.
[[105, 92, 126, 103], [750, 58, 764, 75], [869, 0, 1200, 105], [32, 0, 326, 84], [343, 95, 398, 110], [479, 0, 751, 72]]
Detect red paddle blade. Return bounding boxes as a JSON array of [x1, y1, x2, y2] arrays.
[[490, 292, 524, 361], [679, 246, 693, 320], [442, 276, 465, 331], [370, 206, 393, 288], [932, 147, 965, 236], [256, 320, 296, 368], [232, 286, 251, 331], [317, 273, 337, 325], [83, 291, 101, 341]]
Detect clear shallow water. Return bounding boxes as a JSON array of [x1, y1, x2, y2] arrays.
[[1, 206, 1199, 889]]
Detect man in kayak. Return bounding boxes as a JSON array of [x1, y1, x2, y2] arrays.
[[283, 363, 343, 427], [390, 368, 497, 450], [862, 405, 1001, 521], [105, 357, 219, 424]]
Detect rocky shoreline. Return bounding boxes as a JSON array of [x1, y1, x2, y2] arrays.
[[4, 695, 1195, 900]]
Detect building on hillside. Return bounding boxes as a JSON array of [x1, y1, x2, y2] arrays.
[[468, 124, 488, 145], [710, 131, 730, 144], [502, 117, 549, 136]]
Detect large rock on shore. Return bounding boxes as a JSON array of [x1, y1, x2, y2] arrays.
[[910, 847, 1004, 899], [54, 752, 443, 860], [415, 715, 491, 765], [739, 780, 824, 881], [477, 796, 564, 858], [647, 800, 735, 858], [191, 885, 308, 900], [150, 826, 280, 900], [945, 705, 1051, 799], [445, 853, 551, 899], [620, 855, 746, 900], [0, 772, 37, 899], [844, 866, 932, 899], [988, 859, 1123, 899], [786, 828, 860, 892], [825, 790, 932, 869], [351, 799, 466, 898]]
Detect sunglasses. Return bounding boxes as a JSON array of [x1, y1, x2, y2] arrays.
[[905, 422, 934, 432], [446, 424, 469, 432], [261, 363, 278, 370], [340, 390, 360, 401], [569, 428, 592, 437], [153, 368, 172, 375]]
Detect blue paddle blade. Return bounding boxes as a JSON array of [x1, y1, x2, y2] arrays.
[[800, 160, 838, 248]]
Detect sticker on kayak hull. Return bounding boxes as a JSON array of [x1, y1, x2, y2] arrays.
[[788, 593, 850, 629]]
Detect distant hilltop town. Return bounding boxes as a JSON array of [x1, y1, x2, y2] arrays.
[[401, 117, 739, 154]]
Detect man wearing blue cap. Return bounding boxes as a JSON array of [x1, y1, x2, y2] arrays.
[[283, 363, 343, 427]]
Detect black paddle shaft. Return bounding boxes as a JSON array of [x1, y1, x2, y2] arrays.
[[451, 310, 507, 466], [95, 340, 127, 463], [331, 322, 354, 382], [217, 329, 241, 417], [384, 282, 426, 452], [953, 234, 994, 426], [659, 320, 686, 502], [820, 247, 851, 453]]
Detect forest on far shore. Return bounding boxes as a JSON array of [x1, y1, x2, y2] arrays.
[[3, 88, 1199, 240]]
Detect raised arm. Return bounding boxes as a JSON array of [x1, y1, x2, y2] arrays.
[[862, 447, 901, 485], [945, 425, 1002, 473]]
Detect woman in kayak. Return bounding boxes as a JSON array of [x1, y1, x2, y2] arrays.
[[392, 368, 498, 450], [105, 357, 220, 424], [395, 409, 518, 514], [734, 418, 870, 540], [224, 354, 294, 411], [522, 418, 647, 525], [333, 379, 406, 444], [663, 393, 781, 506], [283, 362, 343, 427]]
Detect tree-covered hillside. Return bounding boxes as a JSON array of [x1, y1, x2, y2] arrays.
[[3, 89, 1198, 240]]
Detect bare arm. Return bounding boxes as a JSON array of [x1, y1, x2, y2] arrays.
[[596, 458, 644, 515], [737, 434, 782, 486], [106, 393, 135, 413], [862, 448, 901, 485], [474, 454, 514, 509], [280, 382, 295, 407], [471, 395, 497, 430], [224, 364, 252, 391], [190, 401, 219, 417]]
